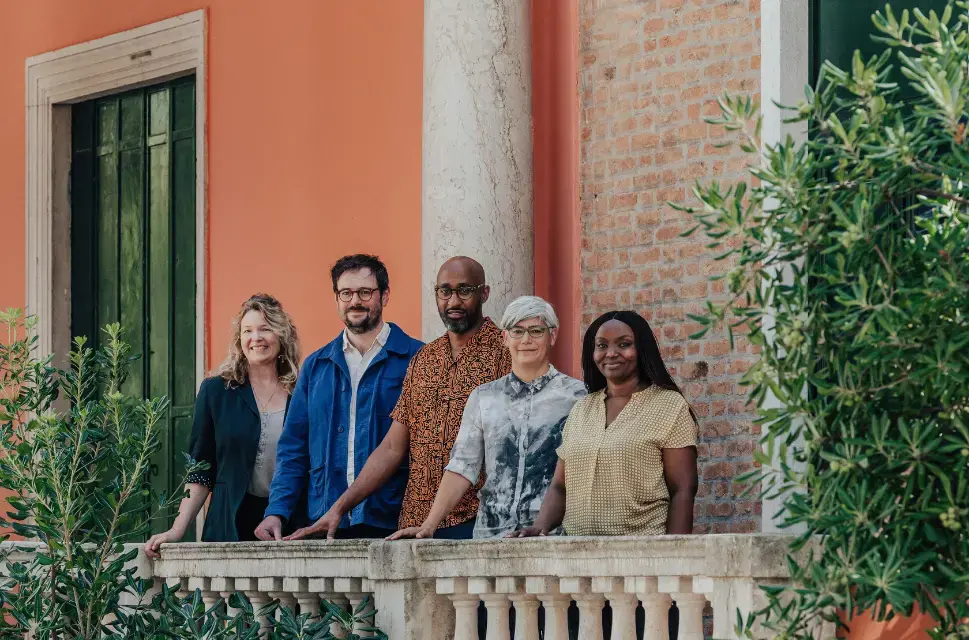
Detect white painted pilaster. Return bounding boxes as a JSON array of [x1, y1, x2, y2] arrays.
[[760, 0, 809, 534]]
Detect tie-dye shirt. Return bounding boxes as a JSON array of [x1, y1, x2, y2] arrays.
[[445, 365, 586, 539]]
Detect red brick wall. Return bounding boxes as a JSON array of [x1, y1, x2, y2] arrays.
[[578, 0, 762, 533]]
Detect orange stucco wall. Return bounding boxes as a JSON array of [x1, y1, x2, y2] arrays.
[[0, 0, 424, 366]]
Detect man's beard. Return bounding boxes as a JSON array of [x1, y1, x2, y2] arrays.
[[343, 304, 382, 334], [439, 306, 482, 334]]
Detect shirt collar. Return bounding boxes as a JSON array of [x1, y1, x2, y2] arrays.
[[507, 364, 559, 397], [430, 317, 502, 361], [342, 321, 391, 355]]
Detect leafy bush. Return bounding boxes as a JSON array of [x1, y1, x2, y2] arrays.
[[123, 587, 385, 639], [0, 309, 385, 639], [681, 3, 969, 638]]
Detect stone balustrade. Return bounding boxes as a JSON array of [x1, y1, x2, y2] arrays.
[[150, 534, 801, 639]]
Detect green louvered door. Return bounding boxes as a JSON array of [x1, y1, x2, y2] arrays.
[[70, 76, 197, 538]]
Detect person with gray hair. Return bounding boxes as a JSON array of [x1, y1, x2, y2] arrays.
[[389, 295, 586, 540]]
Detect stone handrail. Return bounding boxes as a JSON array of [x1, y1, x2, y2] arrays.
[[153, 534, 805, 639]]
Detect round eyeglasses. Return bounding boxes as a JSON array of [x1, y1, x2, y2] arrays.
[[337, 288, 377, 302], [435, 284, 485, 301]]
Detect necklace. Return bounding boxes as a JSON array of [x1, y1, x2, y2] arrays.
[[255, 381, 280, 415]]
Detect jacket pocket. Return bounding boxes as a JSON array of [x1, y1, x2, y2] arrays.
[[375, 372, 405, 415], [309, 462, 327, 492]]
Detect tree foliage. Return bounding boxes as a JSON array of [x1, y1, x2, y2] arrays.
[[681, 3, 969, 638]]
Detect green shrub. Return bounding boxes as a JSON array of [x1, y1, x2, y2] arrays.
[[681, 3, 969, 638], [0, 309, 385, 639]]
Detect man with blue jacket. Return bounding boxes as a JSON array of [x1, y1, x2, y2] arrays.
[[254, 254, 423, 540]]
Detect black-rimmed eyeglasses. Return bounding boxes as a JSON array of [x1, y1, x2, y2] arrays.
[[434, 284, 485, 301]]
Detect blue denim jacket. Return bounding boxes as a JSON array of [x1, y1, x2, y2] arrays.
[[266, 323, 423, 530]]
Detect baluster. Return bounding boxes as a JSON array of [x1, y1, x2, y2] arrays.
[[210, 577, 239, 623], [335, 577, 374, 637], [170, 577, 190, 599], [262, 577, 298, 624], [526, 577, 570, 640], [470, 577, 511, 640], [509, 595, 540, 640], [438, 577, 480, 640], [659, 577, 705, 640], [283, 577, 319, 618], [562, 578, 605, 640], [630, 577, 671, 640], [188, 577, 220, 611], [595, 577, 636, 640], [496, 577, 538, 640], [309, 577, 349, 639], [235, 577, 273, 636]]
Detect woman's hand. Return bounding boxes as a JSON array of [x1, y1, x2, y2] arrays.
[[504, 525, 548, 538], [144, 527, 185, 559], [386, 525, 436, 540]]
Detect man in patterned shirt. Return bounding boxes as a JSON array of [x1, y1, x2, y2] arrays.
[[306, 256, 511, 539], [388, 296, 586, 540]]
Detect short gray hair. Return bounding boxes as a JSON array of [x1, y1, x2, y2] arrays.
[[500, 296, 559, 330]]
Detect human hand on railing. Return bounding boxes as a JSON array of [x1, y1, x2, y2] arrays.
[[144, 526, 186, 559], [254, 515, 283, 541], [283, 507, 343, 541], [504, 525, 548, 538], [386, 525, 436, 540]]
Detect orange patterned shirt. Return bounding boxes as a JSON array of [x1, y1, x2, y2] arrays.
[[391, 318, 512, 529]]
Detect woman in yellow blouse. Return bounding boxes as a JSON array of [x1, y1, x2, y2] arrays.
[[508, 310, 699, 538]]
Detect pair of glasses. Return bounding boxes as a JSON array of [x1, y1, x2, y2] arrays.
[[337, 288, 377, 302], [507, 326, 550, 339], [435, 284, 485, 301]]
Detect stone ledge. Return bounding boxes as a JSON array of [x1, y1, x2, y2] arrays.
[[153, 534, 801, 582]]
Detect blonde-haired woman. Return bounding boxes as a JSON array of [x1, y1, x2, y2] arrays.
[[145, 294, 301, 555]]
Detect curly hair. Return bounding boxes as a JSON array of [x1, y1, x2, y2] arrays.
[[215, 293, 301, 392]]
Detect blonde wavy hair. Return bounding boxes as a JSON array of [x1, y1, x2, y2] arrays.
[[216, 293, 301, 392]]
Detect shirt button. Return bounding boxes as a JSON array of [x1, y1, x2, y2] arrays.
[[338, 427, 345, 433]]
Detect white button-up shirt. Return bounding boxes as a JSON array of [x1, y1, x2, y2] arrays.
[[343, 322, 391, 486]]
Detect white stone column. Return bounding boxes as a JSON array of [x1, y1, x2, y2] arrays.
[[421, 0, 533, 340]]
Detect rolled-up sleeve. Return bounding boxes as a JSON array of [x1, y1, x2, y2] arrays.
[[445, 388, 484, 484]]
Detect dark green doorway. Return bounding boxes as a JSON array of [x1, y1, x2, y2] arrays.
[[70, 76, 198, 538]]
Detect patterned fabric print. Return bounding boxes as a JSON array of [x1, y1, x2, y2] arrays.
[[557, 386, 698, 536], [391, 318, 512, 529], [186, 471, 212, 488], [446, 366, 587, 538]]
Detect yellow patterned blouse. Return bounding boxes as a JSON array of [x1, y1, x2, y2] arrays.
[[556, 385, 698, 536]]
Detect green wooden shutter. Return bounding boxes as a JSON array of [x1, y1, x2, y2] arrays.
[[70, 76, 197, 538]]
